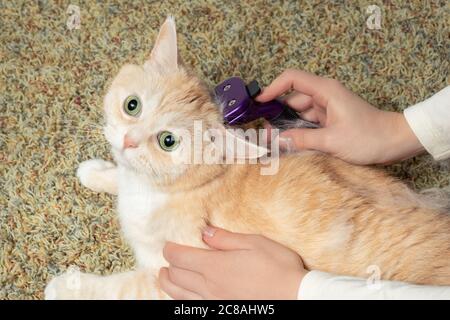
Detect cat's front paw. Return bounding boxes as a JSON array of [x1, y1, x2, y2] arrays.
[[77, 159, 117, 194], [45, 268, 84, 300]]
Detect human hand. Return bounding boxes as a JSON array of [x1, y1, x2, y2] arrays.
[[159, 226, 307, 300], [257, 69, 425, 165]]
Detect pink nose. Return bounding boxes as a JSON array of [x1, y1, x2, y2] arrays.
[[123, 135, 138, 149]]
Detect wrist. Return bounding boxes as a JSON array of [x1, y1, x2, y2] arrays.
[[392, 112, 425, 160], [379, 111, 425, 164], [291, 269, 309, 300]]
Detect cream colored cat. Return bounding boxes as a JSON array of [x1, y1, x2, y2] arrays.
[[45, 17, 450, 299]]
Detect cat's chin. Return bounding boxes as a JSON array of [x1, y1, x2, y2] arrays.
[[111, 148, 139, 171], [112, 147, 160, 182]]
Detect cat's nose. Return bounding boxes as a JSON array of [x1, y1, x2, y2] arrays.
[[123, 134, 138, 149]]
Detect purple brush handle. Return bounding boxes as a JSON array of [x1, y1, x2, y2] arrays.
[[214, 77, 319, 129]]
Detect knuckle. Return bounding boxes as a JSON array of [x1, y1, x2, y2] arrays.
[[328, 78, 343, 90], [213, 229, 226, 240], [283, 68, 297, 78], [248, 234, 264, 246], [324, 77, 335, 85], [294, 132, 306, 150], [320, 131, 333, 150]]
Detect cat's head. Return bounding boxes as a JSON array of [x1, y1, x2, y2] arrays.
[[103, 17, 267, 188]]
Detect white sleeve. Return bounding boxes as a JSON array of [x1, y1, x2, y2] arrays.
[[403, 86, 450, 161], [298, 271, 450, 300]]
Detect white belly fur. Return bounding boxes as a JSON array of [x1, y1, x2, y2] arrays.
[[116, 165, 208, 271], [117, 166, 170, 269]]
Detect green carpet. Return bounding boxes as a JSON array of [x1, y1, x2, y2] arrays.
[[1, 0, 449, 299]]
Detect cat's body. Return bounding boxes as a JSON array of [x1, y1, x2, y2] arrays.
[[125, 152, 450, 281], [45, 18, 450, 299]]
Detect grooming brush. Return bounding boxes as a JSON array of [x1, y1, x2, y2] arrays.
[[214, 77, 320, 130]]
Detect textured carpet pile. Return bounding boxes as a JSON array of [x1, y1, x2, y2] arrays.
[[1, 0, 449, 299]]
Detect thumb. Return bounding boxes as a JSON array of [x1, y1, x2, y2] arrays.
[[202, 226, 253, 250], [279, 128, 328, 152]]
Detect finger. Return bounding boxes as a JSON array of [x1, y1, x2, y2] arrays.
[[262, 120, 275, 144], [279, 128, 328, 152], [159, 268, 202, 300], [167, 266, 208, 297], [163, 242, 216, 272], [256, 69, 328, 105], [300, 107, 327, 124], [202, 226, 254, 250], [281, 92, 313, 112]]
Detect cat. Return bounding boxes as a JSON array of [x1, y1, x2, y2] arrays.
[[45, 17, 450, 299]]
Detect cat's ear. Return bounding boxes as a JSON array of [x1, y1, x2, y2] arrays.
[[144, 16, 178, 71], [209, 127, 269, 160]]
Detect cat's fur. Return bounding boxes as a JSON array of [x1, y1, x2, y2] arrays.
[[45, 18, 450, 299]]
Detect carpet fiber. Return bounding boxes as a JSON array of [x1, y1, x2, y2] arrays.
[[1, 0, 449, 299]]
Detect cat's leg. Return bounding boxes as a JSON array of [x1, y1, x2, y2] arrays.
[[45, 268, 168, 300], [77, 159, 118, 195]]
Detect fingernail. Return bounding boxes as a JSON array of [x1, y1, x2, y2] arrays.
[[254, 89, 265, 101], [202, 226, 217, 238], [159, 267, 167, 275], [278, 135, 294, 153]]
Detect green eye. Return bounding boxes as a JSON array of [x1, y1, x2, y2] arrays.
[[123, 95, 142, 116], [158, 131, 180, 152]]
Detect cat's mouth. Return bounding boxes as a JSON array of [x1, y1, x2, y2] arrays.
[[111, 145, 139, 170]]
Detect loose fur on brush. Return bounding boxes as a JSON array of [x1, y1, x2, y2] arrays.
[[45, 18, 450, 299]]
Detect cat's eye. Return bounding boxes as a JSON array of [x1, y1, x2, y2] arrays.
[[158, 131, 180, 152], [123, 95, 142, 117]]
